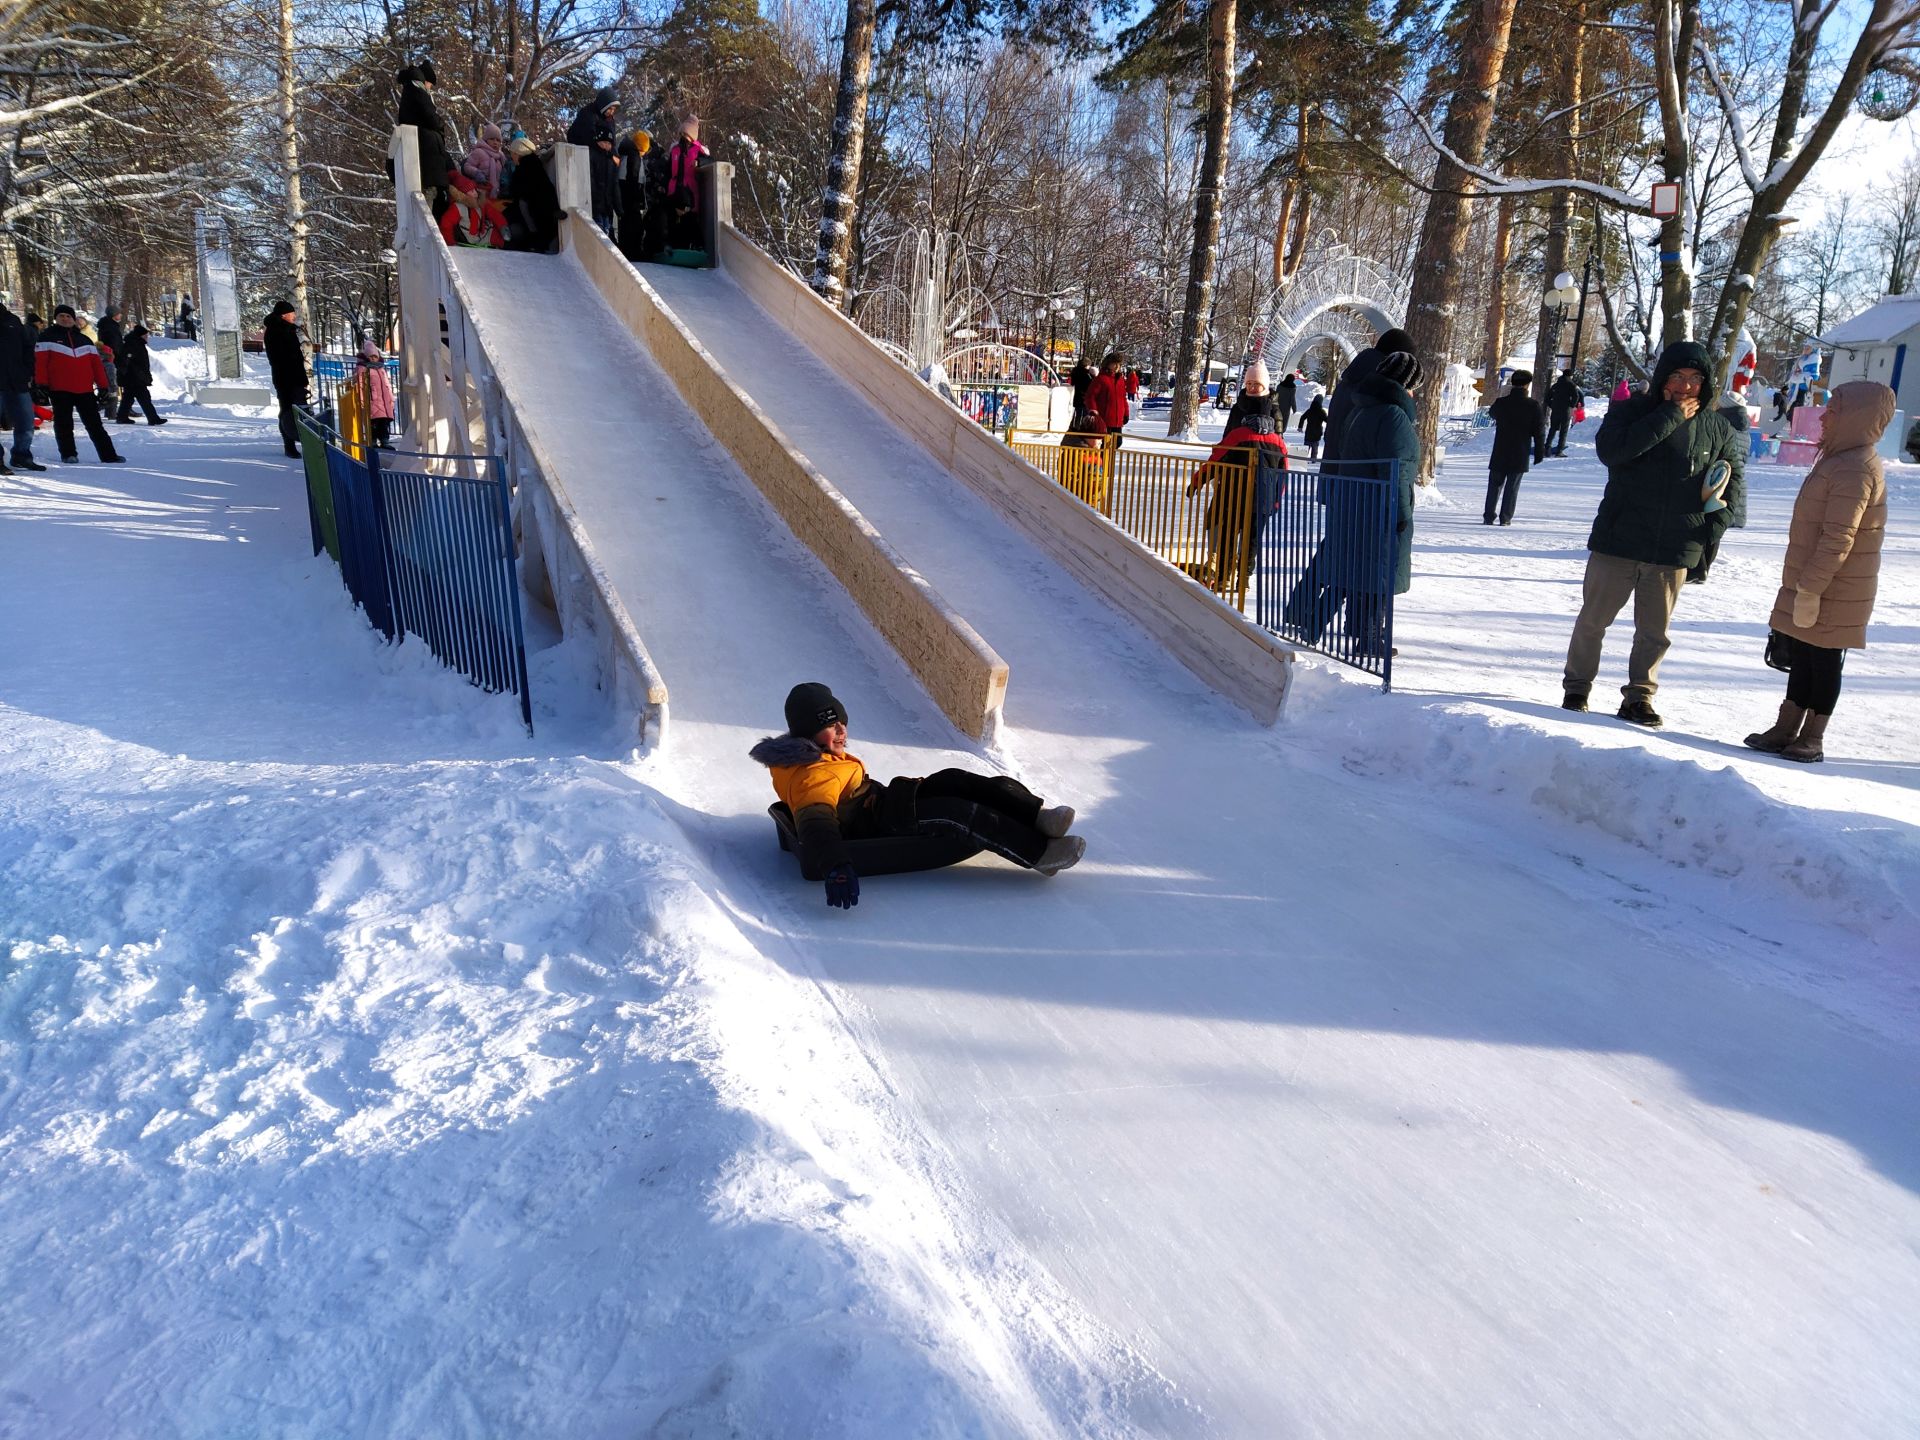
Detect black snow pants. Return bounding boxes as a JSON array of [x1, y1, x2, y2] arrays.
[[912, 769, 1048, 867], [52, 391, 119, 462]]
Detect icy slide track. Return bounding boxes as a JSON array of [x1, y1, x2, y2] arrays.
[[448, 245, 1920, 1436]]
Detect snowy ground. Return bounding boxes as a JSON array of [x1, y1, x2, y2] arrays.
[[2, 332, 1916, 1438]]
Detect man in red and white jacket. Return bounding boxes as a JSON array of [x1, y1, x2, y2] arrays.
[[36, 305, 124, 464]]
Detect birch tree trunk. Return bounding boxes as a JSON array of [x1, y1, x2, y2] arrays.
[[279, 0, 309, 331], [810, 0, 877, 310], [1401, 0, 1519, 484], [1168, 0, 1236, 441]]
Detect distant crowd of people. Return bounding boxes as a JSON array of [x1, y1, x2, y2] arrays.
[[0, 297, 174, 473], [392, 62, 711, 261]]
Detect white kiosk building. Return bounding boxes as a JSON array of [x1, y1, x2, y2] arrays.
[[1819, 294, 1920, 455]]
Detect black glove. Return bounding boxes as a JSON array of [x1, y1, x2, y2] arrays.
[[824, 864, 860, 910], [33, 386, 50, 406]]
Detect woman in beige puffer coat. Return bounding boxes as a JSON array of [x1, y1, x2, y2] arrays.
[[1743, 379, 1894, 763]]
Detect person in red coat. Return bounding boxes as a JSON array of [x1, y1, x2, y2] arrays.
[[35, 306, 123, 464], [1084, 352, 1131, 448], [440, 174, 506, 247]]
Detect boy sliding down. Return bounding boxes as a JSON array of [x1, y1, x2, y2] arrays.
[[750, 683, 1084, 909]]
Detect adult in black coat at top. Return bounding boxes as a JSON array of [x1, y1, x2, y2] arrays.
[[264, 300, 309, 458], [0, 300, 39, 470], [394, 63, 453, 217], [1545, 370, 1583, 455], [1484, 370, 1547, 525], [503, 139, 561, 253], [568, 87, 621, 235]]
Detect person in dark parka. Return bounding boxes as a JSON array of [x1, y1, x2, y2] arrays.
[[1545, 370, 1583, 455], [394, 63, 454, 218], [1328, 350, 1421, 657], [568, 87, 621, 236], [615, 129, 652, 260], [264, 300, 309, 458], [1484, 370, 1546, 524], [0, 300, 38, 471], [1561, 338, 1745, 726], [113, 325, 165, 424], [1282, 327, 1413, 640], [96, 306, 125, 412], [750, 683, 1084, 909], [503, 138, 561, 252], [1300, 394, 1327, 459], [1323, 325, 1413, 468], [1274, 370, 1299, 432]]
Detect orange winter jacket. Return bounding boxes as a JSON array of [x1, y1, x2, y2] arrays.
[[767, 748, 868, 816]]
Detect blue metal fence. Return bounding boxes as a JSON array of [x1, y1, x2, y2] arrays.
[[1251, 456, 1400, 688], [296, 411, 533, 730]]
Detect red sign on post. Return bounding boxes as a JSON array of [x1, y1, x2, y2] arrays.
[[1651, 182, 1681, 217]]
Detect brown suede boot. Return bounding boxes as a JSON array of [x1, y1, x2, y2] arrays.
[[1744, 700, 1807, 753], [1780, 711, 1829, 764]]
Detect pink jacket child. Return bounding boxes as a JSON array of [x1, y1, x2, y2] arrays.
[[357, 339, 397, 447], [461, 124, 506, 197], [667, 117, 709, 216]]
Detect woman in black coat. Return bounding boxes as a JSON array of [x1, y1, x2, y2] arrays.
[[503, 139, 561, 253], [114, 325, 165, 425], [263, 301, 308, 458], [394, 63, 453, 216]]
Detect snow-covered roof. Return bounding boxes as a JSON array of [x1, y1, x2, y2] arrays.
[[1820, 295, 1920, 346]]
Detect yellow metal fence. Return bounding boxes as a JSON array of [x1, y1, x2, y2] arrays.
[[1007, 431, 1261, 609]]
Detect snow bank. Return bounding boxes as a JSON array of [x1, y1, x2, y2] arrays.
[[0, 422, 1145, 1437], [1288, 663, 1920, 1030]]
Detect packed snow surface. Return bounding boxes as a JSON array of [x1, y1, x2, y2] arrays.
[[2, 316, 1917, 1440]]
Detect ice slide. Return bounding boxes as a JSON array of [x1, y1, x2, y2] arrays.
[[445, 239, 1920, 1435]]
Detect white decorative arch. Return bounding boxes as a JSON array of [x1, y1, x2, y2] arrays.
[[1259, 232, 1408, 375]]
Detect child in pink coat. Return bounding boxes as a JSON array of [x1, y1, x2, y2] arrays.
[[357, 338, 396, 449]]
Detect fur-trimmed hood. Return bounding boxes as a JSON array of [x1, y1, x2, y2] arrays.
[[749, 734, 827, 768]]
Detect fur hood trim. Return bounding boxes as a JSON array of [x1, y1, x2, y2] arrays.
[[749, 734, 825, 768]]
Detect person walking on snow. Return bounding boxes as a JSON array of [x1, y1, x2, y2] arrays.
[[1323, 325, 1414, 468], [96, 305, 125, 414], [1300, 394, 1327, 460], [1560, 339, 1745, 727], [36, 306, 123, 464], [0, 298, 39, 472], [1741, 379, 1894, 764], [750, 683, 1084, 909], [264, 300, 309, 459], [1484, 369, 1546, 525], [1274, 369, 1299, 432], [113, 325, 165, 425], [1327, 350, 1421, 658], [1545, 370, 1582, 455]]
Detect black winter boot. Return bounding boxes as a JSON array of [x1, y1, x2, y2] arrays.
[[1617, 698, 1663, 728], [1781, 711, 1829, 764], [1744, 701, 1806, 753]]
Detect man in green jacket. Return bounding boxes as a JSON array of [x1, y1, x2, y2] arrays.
[[1562, 340, 1745, 727]]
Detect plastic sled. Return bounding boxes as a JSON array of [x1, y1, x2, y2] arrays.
[[768, 803, 983, 882], [660, 247, 710, 268]]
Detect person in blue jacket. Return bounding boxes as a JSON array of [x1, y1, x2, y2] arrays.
[[1325, 350, 1421, 658]]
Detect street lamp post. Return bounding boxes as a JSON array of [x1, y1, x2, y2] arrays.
[[1546, 269, 1580, 378]]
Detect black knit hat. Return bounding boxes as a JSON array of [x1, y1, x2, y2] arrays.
[[270, 299, 296, 318], [415, 58, 438, 85], [1377, 351, 1423, 390], [784, 682, 847, 737], [1376, 327, 1413, 355], [1510, 369, 1534, 388], [53, 303, 75, 318]]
